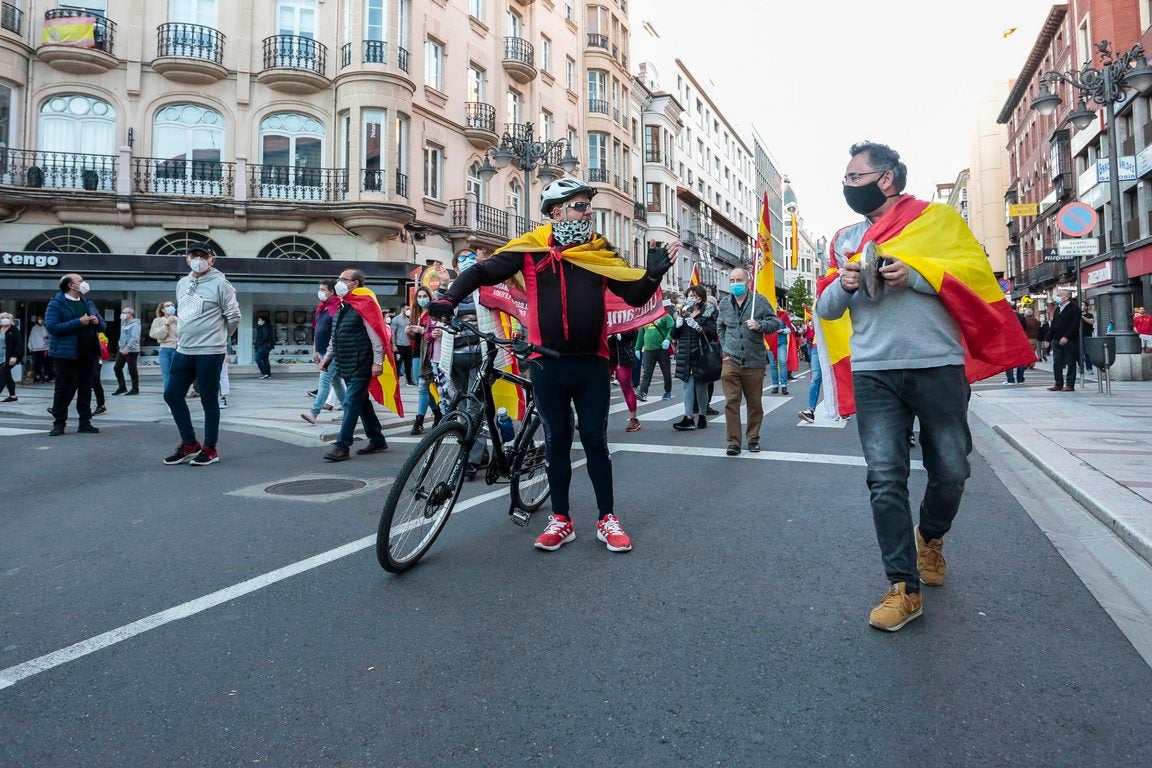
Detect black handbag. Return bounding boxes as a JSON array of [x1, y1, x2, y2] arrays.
[[698, 341, 723, 383]]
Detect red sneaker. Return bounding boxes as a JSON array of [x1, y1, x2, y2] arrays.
[[596, 514, 633, 552], [163, 441, 202, 465], [534, 515, 575, 551]]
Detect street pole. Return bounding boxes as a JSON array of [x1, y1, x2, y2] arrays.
[[521, 124, 533, 232], [1101, 70, 1138, 354]]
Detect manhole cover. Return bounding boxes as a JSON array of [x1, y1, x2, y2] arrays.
[[265, 479, 367, 496]]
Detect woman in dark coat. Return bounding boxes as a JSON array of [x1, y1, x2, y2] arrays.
[[0, 312, 23, 401], [670, 284, 718, 430], [607, 327, 641, 432]]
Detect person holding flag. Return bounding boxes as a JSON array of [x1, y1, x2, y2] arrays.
[[816, 141, 1035, 632], [766, 308, 799, 395], [320, 268, 403, 462]]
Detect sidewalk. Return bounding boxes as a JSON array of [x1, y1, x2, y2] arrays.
[[0, 370, 426, 444], [968, 359, 1152, 566]]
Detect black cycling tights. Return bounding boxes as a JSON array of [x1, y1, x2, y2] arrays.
[[530, 355, 613, 519]]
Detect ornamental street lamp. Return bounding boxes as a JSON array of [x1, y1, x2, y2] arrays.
[[1029, 41, 1152, 357], [477, 121, 579, 235]]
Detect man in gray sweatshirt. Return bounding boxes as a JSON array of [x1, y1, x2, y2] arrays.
[[162, 248, 241, 467], [112, 307, 141, 395], [817, 141, 970, 633]]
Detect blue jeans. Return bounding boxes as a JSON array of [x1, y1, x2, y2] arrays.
[[767, 348, 788, 386], [310, 363, 347, 416], [417, 365, 440, 417], [1005, 366, 1027, 383], [807, 347, 823, 410], [853, 365, 972, 590], [158, 347, 176, 390], [682, 375, 709, 416], [255, 347, 272, 376], [335, 375, 384, 450], [164, 352, 224, 448]]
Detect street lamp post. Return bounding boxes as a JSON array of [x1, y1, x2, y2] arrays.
[[1030, 41, 1152, 357], [477, 122, 579, 235]]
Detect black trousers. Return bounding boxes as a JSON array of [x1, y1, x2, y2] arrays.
[[114, 351, 138, 390], [530, 356, 614, 518], [32, 350, 53, 381], [1052, 343, 1079, 389], [395, 345, 414, 384], [52, 352, 98, 425], [1, 361, 16, 396]]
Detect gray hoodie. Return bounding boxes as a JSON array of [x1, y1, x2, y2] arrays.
[[176, 268, 241, 355], [118, 318, 140, 353]]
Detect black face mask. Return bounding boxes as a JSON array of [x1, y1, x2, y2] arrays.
[[843, 180, 896, 216]]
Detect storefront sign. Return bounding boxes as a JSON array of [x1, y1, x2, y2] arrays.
[[1085, 262, 1112, 288], [479, 282, 666, 335], [1, 252, 61, 268], [1138, 143, 1152, 178], [1097, 156, 1137, 183], [420, 263, 451, 292], [1008, 204, 1038, 217]]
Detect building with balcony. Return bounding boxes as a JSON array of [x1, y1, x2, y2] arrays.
[[629, 61, 681, 292], [0, 0, 587, 366], [781, 178, 817, 304]]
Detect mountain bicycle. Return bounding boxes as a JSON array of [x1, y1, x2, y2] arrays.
[[376, 316, 556, 573]]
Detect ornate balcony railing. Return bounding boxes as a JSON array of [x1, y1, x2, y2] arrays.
[[262, 35, 326, 75], [587, 33, 608, 49], [588, 167, 610, 183], [362, 169, 384, 192], [363, 39, 386, 64], [465, 102, 496, 132], [249, 164, 346, 202], [340, 42, 351, 68], [397, 46, 409, 73], [1, 2, 23, 35], [133, 156, 234, 196], [43, 8, 115, 54], [503, 37, 534, 66], [451, 198, 469, 227], [477, 203, 508, 236], [514, 215, 544, 235], [644, 149, 661, 163], [0, 148, 117, 191], [395, 171, 408, 198], [156, 22, 224, 63], [588, 99, 609, 115]]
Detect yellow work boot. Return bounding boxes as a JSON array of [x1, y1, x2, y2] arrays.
[[916, 527, 947, 586], [868, 583, 923, 632]]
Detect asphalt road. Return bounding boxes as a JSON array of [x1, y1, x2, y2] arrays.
[[2, 379, 1151, 767]]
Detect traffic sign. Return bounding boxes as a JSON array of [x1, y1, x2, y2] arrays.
[[1056, 238, 1099, 258], [1056, 202, 1098, 237]]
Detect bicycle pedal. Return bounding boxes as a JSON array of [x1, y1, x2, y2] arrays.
[[509, 509, 532, 527]]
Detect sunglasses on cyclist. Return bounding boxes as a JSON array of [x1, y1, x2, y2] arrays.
[[565, 201, 593, 212]]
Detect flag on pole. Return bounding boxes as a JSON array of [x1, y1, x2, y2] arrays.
[[754, 192, 777, 312], [790, 212, 800, 270], [342, 287, 405, 417], [690, 262, 701, 287]]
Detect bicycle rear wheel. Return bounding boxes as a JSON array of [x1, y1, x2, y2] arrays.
[[376, 420, 470, 572], [510, 415, 550, 513]]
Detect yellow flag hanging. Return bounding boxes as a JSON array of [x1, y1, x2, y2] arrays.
[[42, 16, 97, 48], [753, 192, 778, 312]]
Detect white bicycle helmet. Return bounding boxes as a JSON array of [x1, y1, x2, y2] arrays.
[[539, 177, 597, 216]]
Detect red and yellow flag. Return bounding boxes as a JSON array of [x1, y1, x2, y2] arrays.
[[41, 15, 96, 48], [342, 287, 405, 417], [765, 309, 801, 371], [689, 262, 701, 287], [753, 192, 777, 312], [790, 213, 800, 270], [815, 196, 1036, 417]]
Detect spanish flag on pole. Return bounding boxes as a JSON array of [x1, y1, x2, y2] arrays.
[[689, 262, 701, 287], [753, 192, 777, 312], [815, 196, 1035, 418], [342, 287, 405, 417], [790, 212, 800, 270]]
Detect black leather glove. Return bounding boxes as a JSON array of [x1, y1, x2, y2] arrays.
[[646, 244, 672, 281], [427, 298, 456, 320]]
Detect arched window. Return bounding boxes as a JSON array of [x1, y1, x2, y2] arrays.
[[257, 235, 330, 260], [258, 112, 325, 191], [151, 104, 226, 193], [466, 161, 484, 203], [147, 232, 225, 257], [26, 227, 111, 254], [507, 178, 521, 213], [36, 96, 117, 190]]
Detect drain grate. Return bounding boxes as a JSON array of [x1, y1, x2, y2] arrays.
[[265, 478, 367, 496]]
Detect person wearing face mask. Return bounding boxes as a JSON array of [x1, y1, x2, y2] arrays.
[[427, 177, 678, 553], [162, 248, 241, 466], [150, 301, 179, 389], [1044, 288, 1082, 393], [302, 279, 347, 425], [44, 273, 106, 435], [716, 267, 780, 455], [111, 306, 141, 395], [389, 297, 415, 386], [0, 312, 22, 402], [816, 141, 1034, 632], [27, 315, 52, 383], [407, 285, 444, 435], [254, 315, 274, 379]]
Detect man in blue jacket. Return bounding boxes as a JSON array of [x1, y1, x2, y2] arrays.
[[45, 273, 106, 435]]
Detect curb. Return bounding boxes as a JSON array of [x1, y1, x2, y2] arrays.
[[992, 424, 1152, 568]]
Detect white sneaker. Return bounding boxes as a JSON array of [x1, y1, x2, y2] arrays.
[[301, 412, 317, 425]]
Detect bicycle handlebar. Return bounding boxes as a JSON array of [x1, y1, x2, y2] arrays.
[[446, 316, 560, 359]]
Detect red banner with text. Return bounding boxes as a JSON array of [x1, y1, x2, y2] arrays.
[[478, 282, 665, 335]]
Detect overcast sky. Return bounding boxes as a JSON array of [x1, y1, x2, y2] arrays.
[[632, 0, 1061, 242]]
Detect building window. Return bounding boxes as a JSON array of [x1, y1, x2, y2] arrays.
[[257, 235, 330, 260], [469, 0, 482, 20], [506, 89, 522, 125], [467, 64, 486, 102], [467, 161, 484, 202], [395, 113, 409, 193], [147, 232, 225, 257], [587, 132, 607, 181], [38, 95, 117, 155], [362, 108, 385, 191], [539, 109, 553, 141], [565, 57, 575, 90], [507, 178, 521, 212], [364, 0, 386, 42], [25, 227, 111, 254], [564, 0, 574, 22], [424, 39, 443, 90], [646, 182, 661, 212], [540, 35, 551, 71], [507, 8, 521, 37], [423, 144, 442, 199], [152, 103, 225, 188], [0, 84, 10, 150], [258, 112, 324, 186]]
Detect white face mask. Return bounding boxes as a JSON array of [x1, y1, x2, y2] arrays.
[[120, 314, 128, 321], [189, 257, 209, 274], [258, 319, 265, 325], [164, 305, 176, 316], [78, 281, 91, 295], [0, 319, 11, 326], [318, 290, 330, 301], [335, 280, 351, 297]]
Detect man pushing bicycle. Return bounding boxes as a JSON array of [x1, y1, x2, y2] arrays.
[[430, 177, 677, 553]]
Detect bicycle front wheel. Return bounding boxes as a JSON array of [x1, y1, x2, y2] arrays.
[[510, 415, 551, 513], [376, 420, 470, 573]]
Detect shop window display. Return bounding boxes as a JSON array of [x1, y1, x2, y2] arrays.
[[255, 306, 315, 363]]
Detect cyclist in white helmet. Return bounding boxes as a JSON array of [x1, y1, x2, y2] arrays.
[[431, 177, 679, 553]]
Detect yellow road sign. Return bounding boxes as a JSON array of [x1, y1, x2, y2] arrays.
[[1009, 203, 1039, 217]]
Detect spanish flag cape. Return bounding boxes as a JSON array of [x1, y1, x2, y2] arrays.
[[815, 196, 1035, 418], [492, 223, 647, 287], [765, 309, 800, 371], [341, 287, 405, 417]]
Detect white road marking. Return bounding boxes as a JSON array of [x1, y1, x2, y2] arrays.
[[0, 428, 44, 436], [610, 442, 924, 469], [0, 459, 584, 691]]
